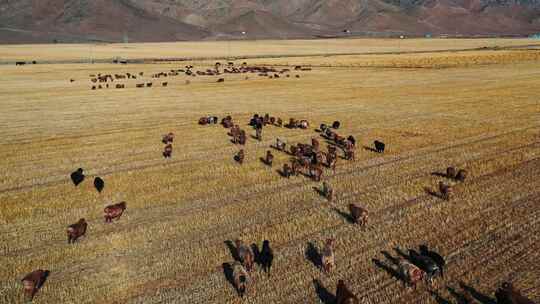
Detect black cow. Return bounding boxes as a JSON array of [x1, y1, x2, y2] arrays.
[[94, 177, 105, 193], [419, 245, 446, 278], [374, 140, 385, 153], [260, 240, 274, 276], [409, 250, 440, 284], [70, 168, 85, 186]]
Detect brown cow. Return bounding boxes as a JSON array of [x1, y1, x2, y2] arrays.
[[336, 280, 359, 304], [439, 182, 451, 200], [67, 218, 87, 243], [104, 202, 127, 223], [235, 239, 255, 272], [199, 117, 209, 125], [232, 261, 249, 298], [495, 282, 535, 304], [326, 152, 338, 171], [162, 132, 174, 144], [235, 149, 245, 164], [163, 144, 173, 158], [321, 238, 335, 274], [399, 260, 425, 289], [265, 150, 274, 166], [349, 204, 368, 226], [312, 138, 320, 151], [21, 270, 50, 301]]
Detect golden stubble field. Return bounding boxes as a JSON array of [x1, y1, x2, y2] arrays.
[[0, 39, 539, 304]]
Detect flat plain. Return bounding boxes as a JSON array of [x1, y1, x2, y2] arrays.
[[0, 38, 539, 304]]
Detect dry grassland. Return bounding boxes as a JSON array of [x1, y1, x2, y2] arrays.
[[0, 39, 539, 304]]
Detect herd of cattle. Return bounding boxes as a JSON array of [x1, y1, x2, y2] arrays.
[[18, 112, 533, 303], [79, 62, 308, 91]]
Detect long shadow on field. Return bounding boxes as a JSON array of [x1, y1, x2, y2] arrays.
[[372, 258, 402, 283], [431, 171, 449, 178], [459, 282, 497, 304], [332, 207, 354, 224], [222, 263, 236, 293], [305, 242, 321, 269], [429, 290, 453, 304], [393, 247, 413, 263], [224, 240, 240, 261], [424, 187, 443, 199], [448, 286, 473, 304], [313, 279, 335, 304], [380, 250, 400, 266], [363, 145, 378, 153]]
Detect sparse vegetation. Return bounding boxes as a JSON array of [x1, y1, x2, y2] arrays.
[[0, 39, 539, 304]]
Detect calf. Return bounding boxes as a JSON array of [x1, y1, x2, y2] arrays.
[[235, 149, 245, 164], [495, 282, 535, 304], [70, 168, 85, 186], [398, 260, 424, 289], [321, 238, 335, 274], [163, 144, 173, 158], [349, 204, 368, 226], [265, 150, 274, 166], [235, 239, 255, 272], [456, 169, 467, 182], [336, 280, 359, 304], [104, 202, 127, 223], [67, 218, 87, 243], [21, 270, 50, 301], [374, 140, 385, 153], [232, 261, 249, 298], [322, 181, 334, 201], [260, 240, 274, 276], [439, 182, 451, 200]]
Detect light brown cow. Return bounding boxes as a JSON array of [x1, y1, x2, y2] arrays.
[[104, 202, 126, 223]]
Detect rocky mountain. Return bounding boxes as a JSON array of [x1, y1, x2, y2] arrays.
[[0, 0, 539, 43]]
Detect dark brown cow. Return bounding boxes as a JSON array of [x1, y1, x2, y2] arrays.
[[163, 144, 173, 158], [21, 270, 49, 301], [67, 218, 87, 243], [349, 204, 368, 226], [146, 82, 153, 87], [446, 166, 457, 179], [217, 78, 225, 83], [336, 280, 359, 304], [199, 117, 209, 125], [162, 132, 174, 144], [265, 150, 274, 166], [495, 282, 535, 304], [104, 202, 127, 222], [115, 84, 124, 89], [321, 238, 335, 274], [162, 82, 168, 87]]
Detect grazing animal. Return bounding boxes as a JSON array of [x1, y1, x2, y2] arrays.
[[320, 124, 328, 132], [239, 130, 247, 145], [94, 177, 105, 193], [275, 138, 286, 151], [104, 202, 126, 222], [321, 238, 335, 274], [199, 117, 209, 125], [332, 121, 341, 129], [70, 168, 85, 186], [310, 164, 323, 181], [439, 182, 451, 200], [456, 169, 467, 182], [409, 250, 440, 284], [344, 147, 355, 161], [162, 82, 168, 87], [115, 84, 124, 89], [260, 240, 274, 276], [398, 260, 424, 289], [67, 218, 87, 243], [21, 270, 49, 301], [255, 128, 262, 141], [374, 140, 385, 153], [349, 204, 368, 226], [326, 152, 337, 171], [347, 135, 356, 147], [322, 181, 334, 201], [163, 144, 173, 158], [276, 118, 283, 127], [312, 138, 320, 151], [232, 261, 249, 298], [235, 239, 255, 272], [162, 132, 174, 144], [146, 82, 153, 87], [299, 120, 309, 129], [235, 149, 245, 164], [446, 166, 457, 179], [419, 245, 446, 278], [269, 117, 276, 125], [495, 282, 535, 304], [282, 163, 293, 178], [217, 78, 225, 83], [336, 280, 359, 304], [265, 150, 274, 166]]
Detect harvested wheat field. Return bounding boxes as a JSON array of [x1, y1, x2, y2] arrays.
[[1, 39, 539, 304]]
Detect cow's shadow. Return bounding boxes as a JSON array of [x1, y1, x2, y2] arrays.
[[305, 241, 321, 269], [313, 279, 335, 304]]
